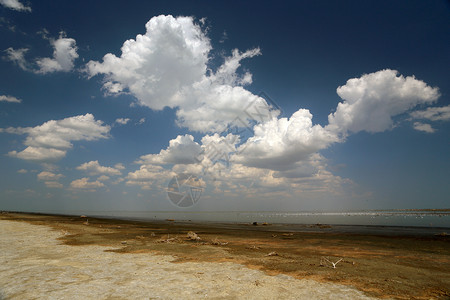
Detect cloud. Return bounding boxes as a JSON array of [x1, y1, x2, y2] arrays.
[[44, 181, 63, 188], [115, 118, 130, 125], [0, 95, 21, 103], [86, 15, 211, 108], [327, 69, 440, 135], [126, 165, 174, 190], [3, 113, 110, 162], [0, 0, 31, 12], [233, 109, 338, 171], [410, 105, 450, 122], [35, 32, 78, 74], [17, 169, 27, 174], [85, 15, 276, 133], [70, 177, 104, 190], [97, 175, 110, 181], [37, 171, 64, 181], [114, 163, 125, 170], [4, 47, 29, 71], [413, 122, 435, 133], [76, 160, 122, 176], [137, 134, 203, 165]]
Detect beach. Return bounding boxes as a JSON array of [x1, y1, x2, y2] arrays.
[[0, 213, 449, 299]]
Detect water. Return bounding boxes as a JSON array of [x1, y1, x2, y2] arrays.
[[29, 209, 450, 229]]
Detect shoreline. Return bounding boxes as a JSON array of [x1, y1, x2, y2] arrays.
[[1, 212, 449, 299]]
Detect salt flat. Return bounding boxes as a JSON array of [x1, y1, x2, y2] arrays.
[[0, 220, 375, 299]]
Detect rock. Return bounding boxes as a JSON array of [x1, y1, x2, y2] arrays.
[[266, 251, 278, 256]]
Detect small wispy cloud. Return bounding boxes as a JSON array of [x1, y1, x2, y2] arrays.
[[0, 0, 31, 12], [0, 94, 21, 103]]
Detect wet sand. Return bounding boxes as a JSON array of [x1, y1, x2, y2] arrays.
[[1, 212, 449, 299]]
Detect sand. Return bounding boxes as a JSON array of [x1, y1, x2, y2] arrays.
[[0, 213, 449, 299], [0, 219, 375, 299]]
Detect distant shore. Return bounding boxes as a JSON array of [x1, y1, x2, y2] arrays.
[[1, 212, 449, 299]]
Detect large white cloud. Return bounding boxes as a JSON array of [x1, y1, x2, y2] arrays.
[[327, 69, 440, 135], [0, 0, 31, 12], [3, 114, 110, 161], [85, 15, 277, 133], [126, 165, 175, 190], [35, 33, 79, 74], [137, 134, 202, 165], [86, 15, 210, 109], [233, 109, 338, 171], [76, 160, 122, 176]]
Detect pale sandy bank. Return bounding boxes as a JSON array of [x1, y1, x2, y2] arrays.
[[0, 220, 376, 299]]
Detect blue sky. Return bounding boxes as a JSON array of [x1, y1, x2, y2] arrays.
[[0, 0, 449, 213]]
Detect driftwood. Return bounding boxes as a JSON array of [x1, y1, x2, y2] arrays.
[[157, 234, 180, 243], [320, 257, 343, 268]]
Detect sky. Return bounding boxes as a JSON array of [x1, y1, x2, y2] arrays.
[[0, 0, 449, 214]]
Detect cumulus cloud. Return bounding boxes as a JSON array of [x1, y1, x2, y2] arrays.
[[2, 113, 110, 162], [85, 15, 276, 133], [35, 32, 78, 74], [4, 47, 29, 71], [0, 0, 31, 12], [137, 134, 203, 165], [327, 69, 440, 135], [115, 118, 130, 125], [97, 175, 110, 181], [114, 163, 125, 170], [0, 95, 21, 103], [126, 165, 174, 190], [70, 177, 104, 190], [37, 171, 64, 181], [76, 160, 122, 176], [233, 109, 338, 171], [86, 15, 210, 108]]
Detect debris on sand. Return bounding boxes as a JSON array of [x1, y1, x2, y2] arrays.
[[320, 257, 343, 269], [266, 251, 279, 257], [187, 231, 201, 241], [157, 234, 180, 243], [434, 232, 448, 237], [252, 222, 258, 226], [210, 237, 228, 246], [309, 223, 332, 229], [246, 245, 261, 250], [281, 233, 294, 237], [83, 219, 89, 226]]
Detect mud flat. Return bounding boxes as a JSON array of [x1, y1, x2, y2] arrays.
[[1, 212, 449, 299]]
